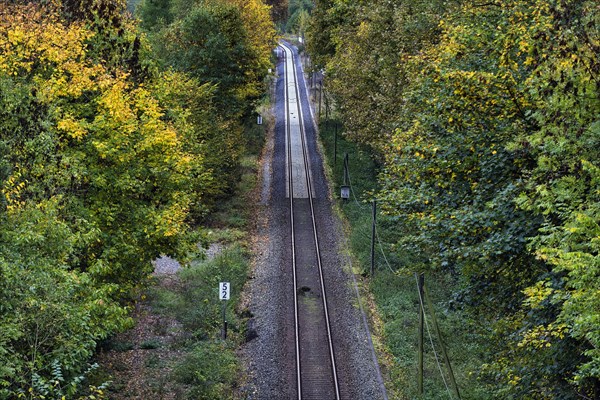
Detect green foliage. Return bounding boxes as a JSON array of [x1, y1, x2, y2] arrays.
[[138, 0, 276, 200], [139, 0, 276, 119], [0, 0, 261, 396], [311, 0, 600, 397], [160, 4, 256, 115], [100, 130, 262, 398], [265, 0, 288, 27], [0, 0, 272, 397], [138, 0, 174, 30], [146, 243, 250, 399], [305, 0, 336, 68], [172, 342, 239, 399], [286, 0, 312, 34], [149, 71, 236, 215], [318, 120, 491, 399], [29, 361, 110, 400], [150, 246, 249, 337], [0, 254, 130, 398], [308, 0, 447, 148]]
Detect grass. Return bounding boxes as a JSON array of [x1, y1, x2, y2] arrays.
[[149, 245, 251, 341], [145, 243, 251, 399], [99, 112, 265, 400], [318, 118, 491, 399], [140, 113, 263, 399]]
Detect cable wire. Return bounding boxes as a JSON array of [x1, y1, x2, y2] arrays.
[[375, 225, 396, 274], [342, 147, 453, 398], [414, 273, 454, 399], [346, 168, 369, 210], [345, 162, 397, 274]]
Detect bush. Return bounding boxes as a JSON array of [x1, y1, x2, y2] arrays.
[[172, 342, 239, 400]]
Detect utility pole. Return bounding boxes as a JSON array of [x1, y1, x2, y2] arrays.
[[325, 91, 329, 122], [343, 153, 349, 186], [418, 273, 424, 397], [371, 200, 377, 276], [340, 153, 350, 200], [318, 80, 322, 121]]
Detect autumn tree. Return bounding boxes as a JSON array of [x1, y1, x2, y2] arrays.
[[0, 1, 216, 396], [138, 0, 276, 197], [307, 0, 446, 149], [309, 0, 600, 397]]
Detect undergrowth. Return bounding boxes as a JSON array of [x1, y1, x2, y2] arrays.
[[146, 244, 250, 399], [99, 112, 264, 400], [318, 118, 491, 399], [142, 114, 263, 399]]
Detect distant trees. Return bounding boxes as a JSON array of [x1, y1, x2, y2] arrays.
[[265, 0, 288, 26], [281, 0, 310, 35], [309, 0, 599, 398], [139, 0, 277, 196], [142, 0, 275, 116], [0, 0, 275, 397]]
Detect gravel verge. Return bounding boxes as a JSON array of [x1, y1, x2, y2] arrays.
[[241, 42, 388, 400]]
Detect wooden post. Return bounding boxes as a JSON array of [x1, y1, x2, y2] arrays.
[[418, 273, 424, 396], [371, 200, 377, 276]]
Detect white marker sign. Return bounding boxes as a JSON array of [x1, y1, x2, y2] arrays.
[[219, 282, 230, 300]]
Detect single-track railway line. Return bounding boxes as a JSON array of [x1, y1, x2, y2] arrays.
[[279, 41, 341, 400]]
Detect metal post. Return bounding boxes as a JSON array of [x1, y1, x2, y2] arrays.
[[418, 273, 424, 397], [371, 200, 376, 276], [222, 302, 228, 340], [343, 153, 349, 186], [318, 81, 322, 121]]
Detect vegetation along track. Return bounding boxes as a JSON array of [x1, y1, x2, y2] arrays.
[[280, 41, 341, 400]]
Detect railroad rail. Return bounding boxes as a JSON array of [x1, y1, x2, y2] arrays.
[[279, 41, 341, 400]]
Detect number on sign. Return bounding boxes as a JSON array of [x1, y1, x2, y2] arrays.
[[219, 282, 230, 300]]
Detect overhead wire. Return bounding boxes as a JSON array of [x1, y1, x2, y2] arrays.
[[414, 273, 454, 399], [343, 149, 455, 397], [346, 163, 395, 273], [375, 225, 396, 274], [310, 56, 389, 400]]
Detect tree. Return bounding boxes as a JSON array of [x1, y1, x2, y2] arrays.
[[308, 0, 600, 397], [138, 0, 276, 197], [285, 0, 312, 34], [265, 0, 288, 26], [308, 0, 446, 149], [0, 2, 211, 395], [142, 0, 276, 118]]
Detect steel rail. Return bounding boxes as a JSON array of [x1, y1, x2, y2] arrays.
[[280, 44, 303, 400], [280, 41, 341, 400]]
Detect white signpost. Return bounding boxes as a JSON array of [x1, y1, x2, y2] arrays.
[[219, 282, 230, 339], [219, 282, 230, 300]]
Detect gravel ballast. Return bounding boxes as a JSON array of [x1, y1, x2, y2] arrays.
[[241, 42, 388, 400]]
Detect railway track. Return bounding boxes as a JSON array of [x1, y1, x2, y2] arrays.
[[279, 41, 341, 400]]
